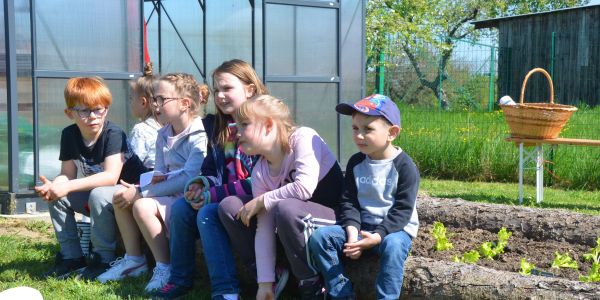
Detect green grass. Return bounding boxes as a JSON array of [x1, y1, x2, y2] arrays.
[[420, 178, 600, 215], [1, 177, 599, 299], [0, 218, 212, 300], [397, 104, 600, 190]]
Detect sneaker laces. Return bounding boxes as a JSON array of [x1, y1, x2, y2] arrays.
[[108, 257, 125, 267], [151, 266, 170, 280]]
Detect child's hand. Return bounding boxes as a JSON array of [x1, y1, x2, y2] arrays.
[[34, 175, 53, 200], [345, 226, 359, 243], [184, 182, 204, 202], [343, 231, 382, 259], [112, 180, 141, 209], [256, 282, 274, 300], [151, 174, 167, 184], [237, 195, 265, 227]]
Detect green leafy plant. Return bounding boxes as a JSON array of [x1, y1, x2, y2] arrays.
[[453, 250, 480, 264], [432, 221, 453, 251], [551, 252, 578, 269], [583, 238, 600, 264], [580, 262, 600, 282], [579, 238, 600, 282], [519, 258, 536, 275], [479, 227, 512, 260]]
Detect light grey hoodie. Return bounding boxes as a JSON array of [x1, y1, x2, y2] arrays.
[[140, 117, 207, 197]]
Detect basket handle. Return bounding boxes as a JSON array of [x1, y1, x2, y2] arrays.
[[519, 68, 555, 104]]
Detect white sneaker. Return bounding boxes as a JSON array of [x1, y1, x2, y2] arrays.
[[144, 266, 170, 292], [96, 256, 148, 283]]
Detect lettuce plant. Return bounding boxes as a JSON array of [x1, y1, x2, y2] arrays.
[[479, 227, 512, 260], [453, 250, 480, 264], [551, 252, 578, 269], [432, 221, 453, 251], [519, 258, 536, 275]]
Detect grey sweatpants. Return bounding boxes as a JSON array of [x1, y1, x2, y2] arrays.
[[219, 197, 336, 280], [48, 185, 121, 263]]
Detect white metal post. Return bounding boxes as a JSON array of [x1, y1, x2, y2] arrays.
[[536, 145, 544, 203], [519, 142, 524, 204]]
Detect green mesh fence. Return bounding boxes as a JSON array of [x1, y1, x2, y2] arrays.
[[368, 36, 600, 191]]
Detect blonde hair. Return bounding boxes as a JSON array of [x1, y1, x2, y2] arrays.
[[212, 59, 268, 146], [235, 95, 295, 153], [198, 83, 210, 117], [130, 62, 158, 120], [156, 73, 204, 116], [64, 77, 112, 108]]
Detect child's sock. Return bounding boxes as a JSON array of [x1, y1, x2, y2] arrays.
[[155, 262, 171, 270], [125, 254, 145, 264], [222, 294, 238, 300]]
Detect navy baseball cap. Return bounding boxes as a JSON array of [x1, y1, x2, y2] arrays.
[[336, 94, 401, 127]]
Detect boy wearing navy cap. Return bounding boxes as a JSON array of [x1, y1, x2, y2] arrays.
[[308, 94, 420, 299]]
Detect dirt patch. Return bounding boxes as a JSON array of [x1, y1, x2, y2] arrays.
[[411, 221, 595, 282], [0, 218, 54, 242]]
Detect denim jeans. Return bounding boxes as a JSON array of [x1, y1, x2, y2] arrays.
[[168, 197, 199, 287], [308, 225, 413, 300], [169, 200, 240, 296], [198, 203, 240, 298]]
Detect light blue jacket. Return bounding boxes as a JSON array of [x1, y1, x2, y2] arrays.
[[140, 117, 207, 197]]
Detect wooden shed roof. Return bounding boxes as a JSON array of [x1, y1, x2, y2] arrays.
[[472, 4, 600, 29]]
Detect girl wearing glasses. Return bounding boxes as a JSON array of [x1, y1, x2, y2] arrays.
[[35, 77, 147, 281], [100, 73, 208, 293]]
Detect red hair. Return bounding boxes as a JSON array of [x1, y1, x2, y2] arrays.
[[64, 77, 112, 108]]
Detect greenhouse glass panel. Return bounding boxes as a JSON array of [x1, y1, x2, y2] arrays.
[[268, 83, 338, 152], [206, 0, 252, 81], [151, 0, 204, 79], [36, 78, 131, 180], [340, 0, 363, 164], [266, 4, 336, 76], [35, 0, 141, 72]]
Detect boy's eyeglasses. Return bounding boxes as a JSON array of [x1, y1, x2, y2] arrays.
[[70, 107, 107, 118], [153, 96, 182, 107]]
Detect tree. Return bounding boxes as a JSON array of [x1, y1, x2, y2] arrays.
[[366, 0, 589, 106]]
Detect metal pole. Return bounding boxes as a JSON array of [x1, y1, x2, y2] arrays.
[[4, 0, 19, 192], [488, 46, 495, 112], [376, 50, 384, 94], [518, 142, 524, 204], [30, 0, 39, 185], [536, 145, 544, 203], [157, 0, 161, 73], [548, 32, 556, 185]]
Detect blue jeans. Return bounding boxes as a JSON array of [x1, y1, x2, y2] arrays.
[[198, 203, 239, 298], [169, 200, 239, 296], [168, 198, 199, 287], [308, 225, 412, 300]]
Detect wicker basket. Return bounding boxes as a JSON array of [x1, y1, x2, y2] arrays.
[[501, 68, 577, 139]]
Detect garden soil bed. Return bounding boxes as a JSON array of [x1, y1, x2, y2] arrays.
[[342, 196, 600, 299], [411, 222, 592, 281]]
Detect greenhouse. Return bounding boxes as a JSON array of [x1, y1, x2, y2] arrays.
[[0, 0, 365, 213]]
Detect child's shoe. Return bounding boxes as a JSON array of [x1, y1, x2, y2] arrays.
[[42, 252, 86, 279], [96, 255, 148, 283], [145, 265, 171, 293], [152, 282, 192, 299], [298, 276, 326, 300], [78, 251, 110, 280]]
